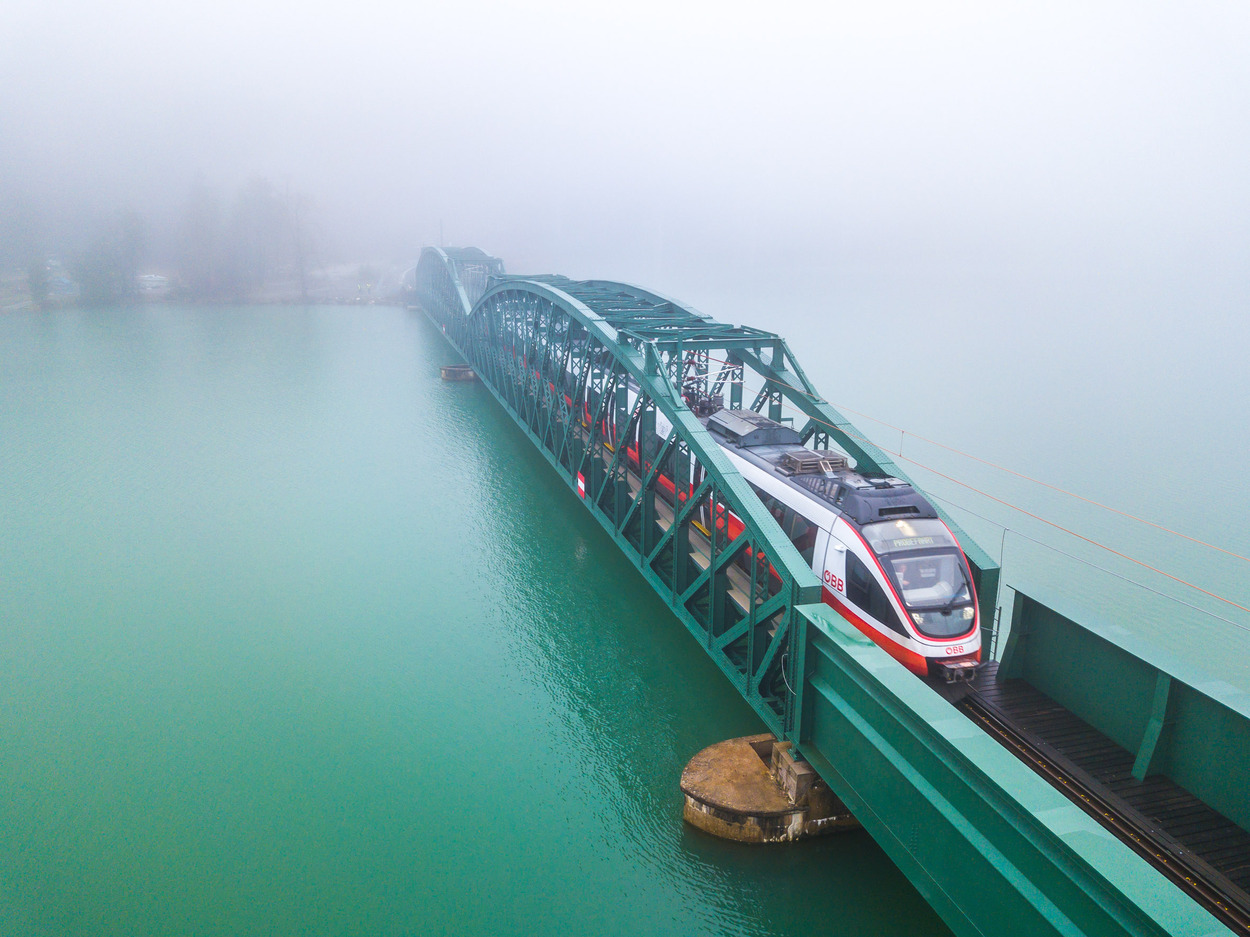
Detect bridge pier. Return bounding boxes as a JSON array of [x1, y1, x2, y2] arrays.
[[680, 734, 859, 843]]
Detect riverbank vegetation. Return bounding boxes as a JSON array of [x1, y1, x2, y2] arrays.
[[2, 176, 401, 310]]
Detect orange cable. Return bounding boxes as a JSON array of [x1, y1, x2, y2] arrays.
[[748, 371, 1247, 565], [683, 354, 1249, 604], [894, 451, 1250, 615], [823, 399, 1250, 566], [816, 412, 1250, 616], [688, 351, 1247, 564]]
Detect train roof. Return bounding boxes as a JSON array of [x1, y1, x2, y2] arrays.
[[704, 408, 940, 527]]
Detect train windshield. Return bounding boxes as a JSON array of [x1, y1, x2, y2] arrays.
[[864, 520, 976, 639]]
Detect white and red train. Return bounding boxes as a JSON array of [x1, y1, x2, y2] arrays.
[[543, 355, 981, 683], [689, 407, 980, 682]]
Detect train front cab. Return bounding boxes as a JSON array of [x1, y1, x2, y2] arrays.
[[816, 517, 981, 681]]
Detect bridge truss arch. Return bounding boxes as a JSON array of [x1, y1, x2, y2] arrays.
[[417, 247, 999, 739], [412, 247, 1237, 937], [415, 246, 506, 319]]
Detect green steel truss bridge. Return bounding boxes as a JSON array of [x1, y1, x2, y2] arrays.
[[415, 246, 1241, 937]]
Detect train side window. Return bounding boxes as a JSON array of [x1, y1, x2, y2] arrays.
[[749, 484, 786, 527], [846, 553, 907, 635], [845, 552, 871, 606], [786, 511, 818, 565]]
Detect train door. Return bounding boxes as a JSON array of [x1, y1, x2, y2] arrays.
[[810, 527, 830, 577], [819, 531, 848, 599]]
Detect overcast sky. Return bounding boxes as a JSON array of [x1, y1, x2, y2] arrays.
[[3, 1, 1248, 277], [3, 0, 1249, 442]]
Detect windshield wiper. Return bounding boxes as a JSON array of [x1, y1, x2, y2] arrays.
[[912, 592, 969, 616]]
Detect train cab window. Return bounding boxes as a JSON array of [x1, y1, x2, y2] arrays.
[[846, 553, 907, 635]]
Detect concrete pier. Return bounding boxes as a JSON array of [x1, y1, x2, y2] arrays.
[[680, 734, 859, 843]]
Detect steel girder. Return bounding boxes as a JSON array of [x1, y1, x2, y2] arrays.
[[800, 602, 1215, 937], [419, 252, 824, 737], [445, 263, 1001, 631], [415, 247, 1216, 937], [415, 245, 1001, 733]]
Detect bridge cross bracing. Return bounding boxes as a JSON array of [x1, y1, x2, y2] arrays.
[[415, 246, 1225, 937]]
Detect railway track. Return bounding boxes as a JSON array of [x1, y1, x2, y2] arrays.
[[961, 691, 1250, 932]]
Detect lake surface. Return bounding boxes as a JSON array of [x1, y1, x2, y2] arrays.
[[0, 305, 950, 936]]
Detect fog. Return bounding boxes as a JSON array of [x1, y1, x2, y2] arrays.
[[3, 1, 1246, 272], [3, 2, 1249, 549]]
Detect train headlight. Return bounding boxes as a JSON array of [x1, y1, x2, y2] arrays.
[[962, 606, 975, 620]]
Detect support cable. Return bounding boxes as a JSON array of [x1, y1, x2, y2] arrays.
[[662, 355, 1247, 616], [925, 491, 1250, 634], [705, 353, 1248, 566], [757, 395, 1250, 617], [825, 398, 1250, 567]]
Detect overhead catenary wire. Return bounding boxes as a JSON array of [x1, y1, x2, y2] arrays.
[[696, 368, 1250, 616], [891, 446, 1250, 617], [807, 404, 1250, 617], [925, 490, 1250, 635], [692, 351, 1249, 566], [826, 397, 1250, 567]]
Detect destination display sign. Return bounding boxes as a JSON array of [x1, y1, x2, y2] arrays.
[[890, 536, 936, 549]]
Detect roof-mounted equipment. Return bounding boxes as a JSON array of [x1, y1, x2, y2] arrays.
[[706, 409, 802, 448], [777, 450, 850, 477]]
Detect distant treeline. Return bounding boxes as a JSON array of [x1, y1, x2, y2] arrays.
[[22, 176, 317, 306], [175, 177, 316, 301]]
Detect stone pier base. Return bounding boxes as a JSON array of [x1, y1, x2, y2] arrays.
[[680, 734, 860, 843]]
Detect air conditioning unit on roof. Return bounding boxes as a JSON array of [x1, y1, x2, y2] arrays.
[[777, 450, 849, 476]]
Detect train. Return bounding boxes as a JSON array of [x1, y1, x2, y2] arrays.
[[690, 406, 981, 683], [549, 357, 982, 684]]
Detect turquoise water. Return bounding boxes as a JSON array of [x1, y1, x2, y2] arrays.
[[0, 306, 948, 936]]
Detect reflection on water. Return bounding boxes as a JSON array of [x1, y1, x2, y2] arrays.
[[0, 305, 948, 937]]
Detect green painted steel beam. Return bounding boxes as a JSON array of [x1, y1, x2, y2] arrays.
[[417, 249, 823, 736], [414, 247, 1216, 937], [799, 601, 1219, 937]]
